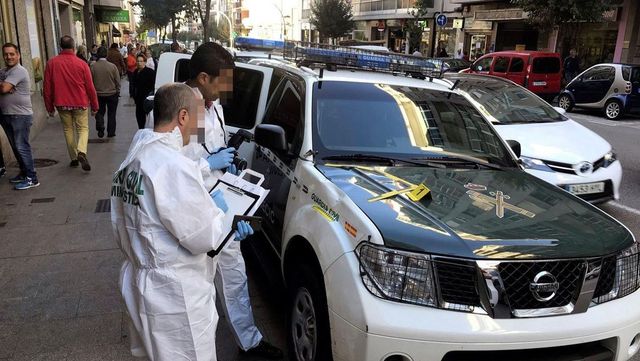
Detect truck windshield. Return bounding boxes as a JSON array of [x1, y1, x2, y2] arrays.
[[312, 81, 517, 168], [452, 78, 566, 124]]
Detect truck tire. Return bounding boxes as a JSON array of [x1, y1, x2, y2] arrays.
[[288, 262, 333, 361]]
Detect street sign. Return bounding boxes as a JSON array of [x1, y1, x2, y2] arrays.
[[453, 18, 464, 29], [418, 20, 427, 30], [436, 14, 447, 27]]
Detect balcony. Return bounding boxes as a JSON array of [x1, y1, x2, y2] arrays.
[[352, 0, 417, 13], [94, 0, 124, 9]]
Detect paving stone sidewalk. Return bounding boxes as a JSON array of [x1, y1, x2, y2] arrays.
[[0, 81, 286, 361]]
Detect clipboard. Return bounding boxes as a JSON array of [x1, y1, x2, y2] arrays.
[[207, 169, 269, 257]]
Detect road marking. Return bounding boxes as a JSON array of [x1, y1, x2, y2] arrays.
[[609, 201, 640, 216]]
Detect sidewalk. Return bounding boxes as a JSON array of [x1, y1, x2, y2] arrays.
[[0, 80, 286, 361]]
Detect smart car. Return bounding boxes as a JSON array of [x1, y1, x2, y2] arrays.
[[558, 63, 640, 120]]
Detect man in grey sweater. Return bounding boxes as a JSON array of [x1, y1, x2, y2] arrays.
[[91, 46, 120, 138]]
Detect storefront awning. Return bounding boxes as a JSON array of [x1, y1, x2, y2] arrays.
[[112, 25, 121, 37]]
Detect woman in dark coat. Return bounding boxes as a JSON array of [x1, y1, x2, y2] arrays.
[[132, 54, 156, 129]]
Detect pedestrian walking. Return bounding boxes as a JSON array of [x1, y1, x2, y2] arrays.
[[112, 82, 254, 361], [44, 35, 99, 172], [107, 43, 126, 76], [91, 46, 120, 138], [89, 44, 98, 62], [126, 48, 137, 98], [132, 54, 155, 129], [0, 43, 39, 189], [76, 45, 89, 64], [144, 50, 155, 71], [181, 42, 283, 359], [564, 48, 580, 83]]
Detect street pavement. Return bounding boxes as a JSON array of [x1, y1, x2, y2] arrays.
[[0, 81, 286, 361], [567, 110, 640, 242]]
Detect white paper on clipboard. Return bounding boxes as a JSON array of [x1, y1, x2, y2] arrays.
[[208, 169, 270, 256]]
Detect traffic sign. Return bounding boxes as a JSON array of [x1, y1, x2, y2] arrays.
[[436, 14, 447, 27]]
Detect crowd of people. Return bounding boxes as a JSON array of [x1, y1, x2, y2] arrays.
[[1, 35, 284, 360]]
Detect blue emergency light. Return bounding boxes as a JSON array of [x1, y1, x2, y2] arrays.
[[284, 41, 442, 78], [235, 37, 285, 50]]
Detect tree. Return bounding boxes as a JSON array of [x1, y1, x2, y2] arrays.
[[406, 0, 435, 54], [510, 0, 614, 54], [132, 0, 193, 41], [207, 19, 231, 45], [191, 0, 213, 42], [310, 0, 355, 44]]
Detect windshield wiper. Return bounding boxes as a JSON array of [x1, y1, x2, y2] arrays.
[[412, 154, 504, 170], [323, 154, 443, 167]]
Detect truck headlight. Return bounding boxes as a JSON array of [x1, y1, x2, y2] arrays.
[[356, 242, 436, 306], [603, 150, 617, 167], [520, 156, 553, 172]]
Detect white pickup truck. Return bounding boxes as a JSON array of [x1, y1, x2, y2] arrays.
[[154, 48, 640, 361]]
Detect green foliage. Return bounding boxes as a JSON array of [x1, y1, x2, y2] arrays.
[[131, 0, 194, 40], [310, 0, 355, 42], [207, 19, 231, 44], [410, 0, 435, 18], [510, 0, 614, 29]]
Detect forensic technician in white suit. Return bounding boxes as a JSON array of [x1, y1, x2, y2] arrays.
[[181, 42, 283, 359], [111, 82, 253, 361]]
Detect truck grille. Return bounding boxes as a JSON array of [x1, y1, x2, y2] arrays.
[[499, 261, 585, 309]]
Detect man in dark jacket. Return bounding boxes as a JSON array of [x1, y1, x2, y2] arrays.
[[564, 48, 580, 83], [107, 43, 126, 76]]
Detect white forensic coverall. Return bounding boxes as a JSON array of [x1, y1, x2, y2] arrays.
[[111, 127, 226, 361], [182, 89, 264, 351]]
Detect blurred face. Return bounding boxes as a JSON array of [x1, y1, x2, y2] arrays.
[[136, 56, 146, 70], [3, 46, 20, 67], [214, 68, 234, 105]]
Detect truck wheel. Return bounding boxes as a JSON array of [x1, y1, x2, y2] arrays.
[[558, 94, 574, 112], [604, 99, 623, 120], [288, 263, 332, 361]]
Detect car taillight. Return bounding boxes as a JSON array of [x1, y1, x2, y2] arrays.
[[625, 81, 632, 94]]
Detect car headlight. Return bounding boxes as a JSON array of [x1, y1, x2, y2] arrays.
[[520, 156, 554, 172], [356, 242, 436, 306], [603, 150, 617, 167]]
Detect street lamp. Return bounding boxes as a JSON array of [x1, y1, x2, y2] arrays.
[[211, 10, 234, 48], [269, 1, 289, 40]]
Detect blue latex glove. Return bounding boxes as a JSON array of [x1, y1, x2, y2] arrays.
[[206, 147, 236, 170], [227, 163, 241, 176], [210, 189, 228, 213], [234, 221, 254, 241]]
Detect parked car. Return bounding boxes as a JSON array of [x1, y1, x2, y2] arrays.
[[464, 51, 562, 101], [440, 57, 471, 72], [156, 48, 640, 361], [448, 73, 622, 203], [558, 63, 640, 120]]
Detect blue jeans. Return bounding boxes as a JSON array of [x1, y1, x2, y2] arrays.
[[0, 114, 36, 178]]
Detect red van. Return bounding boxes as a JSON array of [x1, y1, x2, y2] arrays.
[[465, 51, 563, 100]]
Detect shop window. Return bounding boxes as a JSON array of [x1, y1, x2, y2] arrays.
[[509, 58, 524, 72], [493, 57, 510, 73]]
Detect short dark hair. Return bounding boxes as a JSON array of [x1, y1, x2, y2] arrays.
[[2, 43, 19, 53], [97, 46, 108, 59], [188, 42, 234, 80], [60, 36, 75, 50], [110, 43, 119, 49], [137, 54, 147, 62], [154, 83, 194, 127]]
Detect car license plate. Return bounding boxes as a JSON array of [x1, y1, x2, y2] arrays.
[[533, 81, 547, 86], [567, 182, 605, 195]]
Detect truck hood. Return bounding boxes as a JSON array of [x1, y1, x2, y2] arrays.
[[494, 120, 611, 164], [318, 165, 633, 259]]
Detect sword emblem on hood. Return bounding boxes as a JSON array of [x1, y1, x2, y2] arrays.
[[466, 189, 536, 219]]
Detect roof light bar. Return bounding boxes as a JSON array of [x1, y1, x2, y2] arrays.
[[235, 37, 286, 51], [284, 41, 444, 78]]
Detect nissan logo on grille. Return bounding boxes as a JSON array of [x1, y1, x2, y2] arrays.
[[529, 271, 559, 302]]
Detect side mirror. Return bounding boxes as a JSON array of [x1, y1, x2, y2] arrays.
[[506, 139, 521, 158], [254, 124, 288, 152], [553, 106, 566, 115]]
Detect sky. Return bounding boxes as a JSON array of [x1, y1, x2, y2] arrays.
[[241, 0, 298, 39]]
